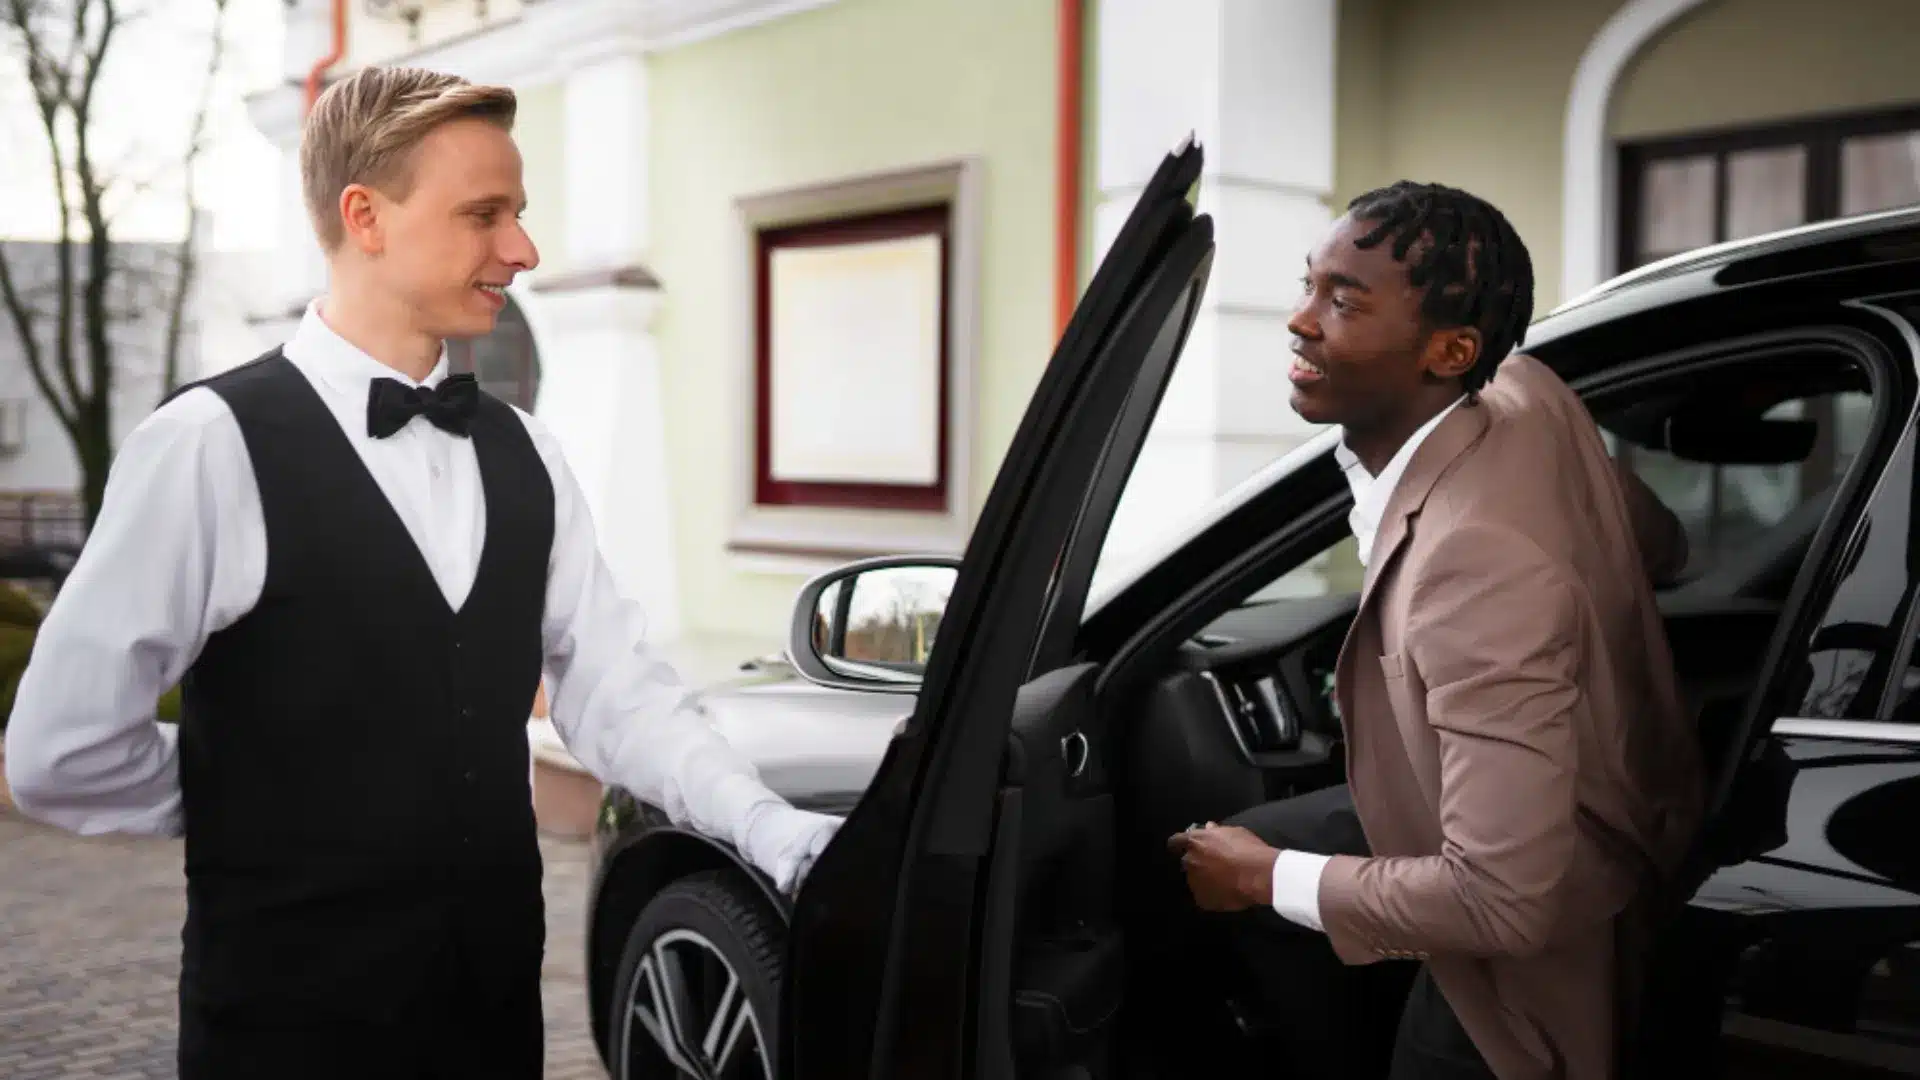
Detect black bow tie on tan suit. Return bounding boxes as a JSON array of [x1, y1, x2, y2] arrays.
[[366, 374, 480, 439]]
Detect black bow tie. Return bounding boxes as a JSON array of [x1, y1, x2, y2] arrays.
[[367, 374, 479, 439]]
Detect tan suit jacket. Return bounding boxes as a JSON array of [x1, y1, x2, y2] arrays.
[[1317, 354, 1704, 1080]]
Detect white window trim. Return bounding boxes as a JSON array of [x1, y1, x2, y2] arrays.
[[727, 157, 984, 572], [1560, 0, 1720, 302]]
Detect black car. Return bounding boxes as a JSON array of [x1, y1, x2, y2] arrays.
[[585, 139, 1920, 1079]]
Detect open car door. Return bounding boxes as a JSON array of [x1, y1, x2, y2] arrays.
[[783, 137, 1215, 1080]]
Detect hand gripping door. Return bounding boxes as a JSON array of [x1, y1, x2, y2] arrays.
[[782, 137, 1215, 1080]]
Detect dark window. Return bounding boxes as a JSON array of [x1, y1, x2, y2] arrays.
[[1622, 389, 1873, 581], [1594, 341, 1900, 724], [448, 293, 540, 411], [1618, 104, 1920, 272], [753, 203, 951, 513], [1616, 107, 1919, 576]]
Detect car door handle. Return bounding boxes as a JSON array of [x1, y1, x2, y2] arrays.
[[1061, 729, 1089, 778]]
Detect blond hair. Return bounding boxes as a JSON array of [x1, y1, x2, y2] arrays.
[[300, 65, 517, 251]]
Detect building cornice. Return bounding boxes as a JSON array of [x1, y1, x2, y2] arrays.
[[530, 263, 662, 293], [248, 0, 839, 148]]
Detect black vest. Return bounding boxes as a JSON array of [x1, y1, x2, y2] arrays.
[[174, 350, 553, 1024]]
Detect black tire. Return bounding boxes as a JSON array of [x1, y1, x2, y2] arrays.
[[608, 870, 786, 1080]]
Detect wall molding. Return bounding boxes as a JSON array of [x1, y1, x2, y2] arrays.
[[249, 0, 841, 148], [1560, 0, 1719, 303], [530, 264, 662, 294]]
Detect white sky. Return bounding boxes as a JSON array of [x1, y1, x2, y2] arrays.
[[0, 0, 285, 252]]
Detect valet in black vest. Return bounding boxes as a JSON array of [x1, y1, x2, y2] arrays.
[[172, 344, 553, 1075], [3, 302, 840, 1079]]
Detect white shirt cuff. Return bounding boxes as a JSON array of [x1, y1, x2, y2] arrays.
[[1270, 849, 1331, 932]]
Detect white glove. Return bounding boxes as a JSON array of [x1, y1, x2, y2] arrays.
[[741, 802, 843, 895]]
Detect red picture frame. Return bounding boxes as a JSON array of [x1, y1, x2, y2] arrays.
[[753, 202, 952, 513]]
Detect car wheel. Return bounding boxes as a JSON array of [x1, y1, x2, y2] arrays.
[[609, 870, 784, 1080]]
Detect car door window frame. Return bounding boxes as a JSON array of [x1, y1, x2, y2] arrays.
[[1833, 301, 1920, 733]]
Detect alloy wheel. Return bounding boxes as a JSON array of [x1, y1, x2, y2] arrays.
[[619, 927, 772, 1080]]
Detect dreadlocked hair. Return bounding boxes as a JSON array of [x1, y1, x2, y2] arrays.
[[1345, 181, 1535, 397]]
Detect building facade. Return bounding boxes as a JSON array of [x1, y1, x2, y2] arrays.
[[240, 0, 1920, 653]]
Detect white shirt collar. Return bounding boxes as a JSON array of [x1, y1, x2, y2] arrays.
[[1339, 396, 1466, 565], [284, 298, 450, 398]]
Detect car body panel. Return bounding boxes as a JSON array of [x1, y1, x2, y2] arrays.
[[688, 660, 908, 810], [1675, 725, 1920, 1076]]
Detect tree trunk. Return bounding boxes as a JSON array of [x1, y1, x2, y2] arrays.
[[75, 406, 112, 529]]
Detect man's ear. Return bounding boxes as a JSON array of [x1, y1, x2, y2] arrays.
[[1421, 326, 1481, 383], [338, 183, 385, 256]]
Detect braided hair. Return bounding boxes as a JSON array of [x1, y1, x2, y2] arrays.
[[1346, 181, 1535, 395]]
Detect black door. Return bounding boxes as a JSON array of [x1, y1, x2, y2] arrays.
[[781, 138, 1215, 1080]]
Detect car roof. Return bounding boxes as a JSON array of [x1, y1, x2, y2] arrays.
[[1551, 204, 1920, 316], [1085, 205, 1920, 618]]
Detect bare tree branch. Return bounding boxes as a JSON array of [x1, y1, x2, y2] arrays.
[[0, 0, 210, 526], [0, 242, 78, 437], [73, 0, 121, 424], [9, 0, 85, 408], [98, 132, 219, 221], [163, 0, 228, 394]]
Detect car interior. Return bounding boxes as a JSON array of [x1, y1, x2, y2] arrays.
[[987, 348, 1887, 1079]]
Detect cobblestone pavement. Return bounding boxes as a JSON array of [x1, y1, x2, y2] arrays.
[[0, 808, 609, 1079]]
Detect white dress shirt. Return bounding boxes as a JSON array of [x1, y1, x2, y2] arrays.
[[3, 302, 834, 890], [1268, 396, 1464, 932]]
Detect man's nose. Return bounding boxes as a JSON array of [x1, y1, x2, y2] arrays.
[[1286, 300, 1318, 340], [501, 222, 540, 273]]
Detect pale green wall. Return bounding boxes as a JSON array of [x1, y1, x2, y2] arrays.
[[1076, 0, 1098, 291], [1334, 0, 1920, 309], [1612, 0, 1920, 139], [512, 81, 567, 275], [1333, 0, 1620, 309], [1333, 0, 1390, 219], [647, 0, 1058, 639]]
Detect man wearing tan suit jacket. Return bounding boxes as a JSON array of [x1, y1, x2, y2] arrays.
[[1169, 182, 1703, 1080]]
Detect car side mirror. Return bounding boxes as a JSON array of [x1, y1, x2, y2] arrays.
[[788, 555, 961, 690]]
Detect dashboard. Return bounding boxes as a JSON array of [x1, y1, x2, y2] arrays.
[[1115, 594, 1360, 840], [1184, 592, 1357, 764]]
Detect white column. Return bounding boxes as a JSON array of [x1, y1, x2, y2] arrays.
[[528, 49, 682, 641], [1092, 0, 1337, 574], [561, 51, 650, 267]]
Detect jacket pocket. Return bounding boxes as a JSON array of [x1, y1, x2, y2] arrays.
[[1379, 651, 1405, 680]]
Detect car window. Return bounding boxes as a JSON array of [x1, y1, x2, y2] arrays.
[[1617, 390, 1872, 583], [1245, 535, 1362, 603], [1230, 375, 1876, 612], [1611, 383, 1895, 722]]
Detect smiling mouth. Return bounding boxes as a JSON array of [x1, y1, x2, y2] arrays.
[[477, 284, 508, 297], [1291, 352, 1325, 381]]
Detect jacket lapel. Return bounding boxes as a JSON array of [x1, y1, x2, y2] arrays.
[[1356, 400, 1491, 612], [1335, 401, 1493, 720]]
